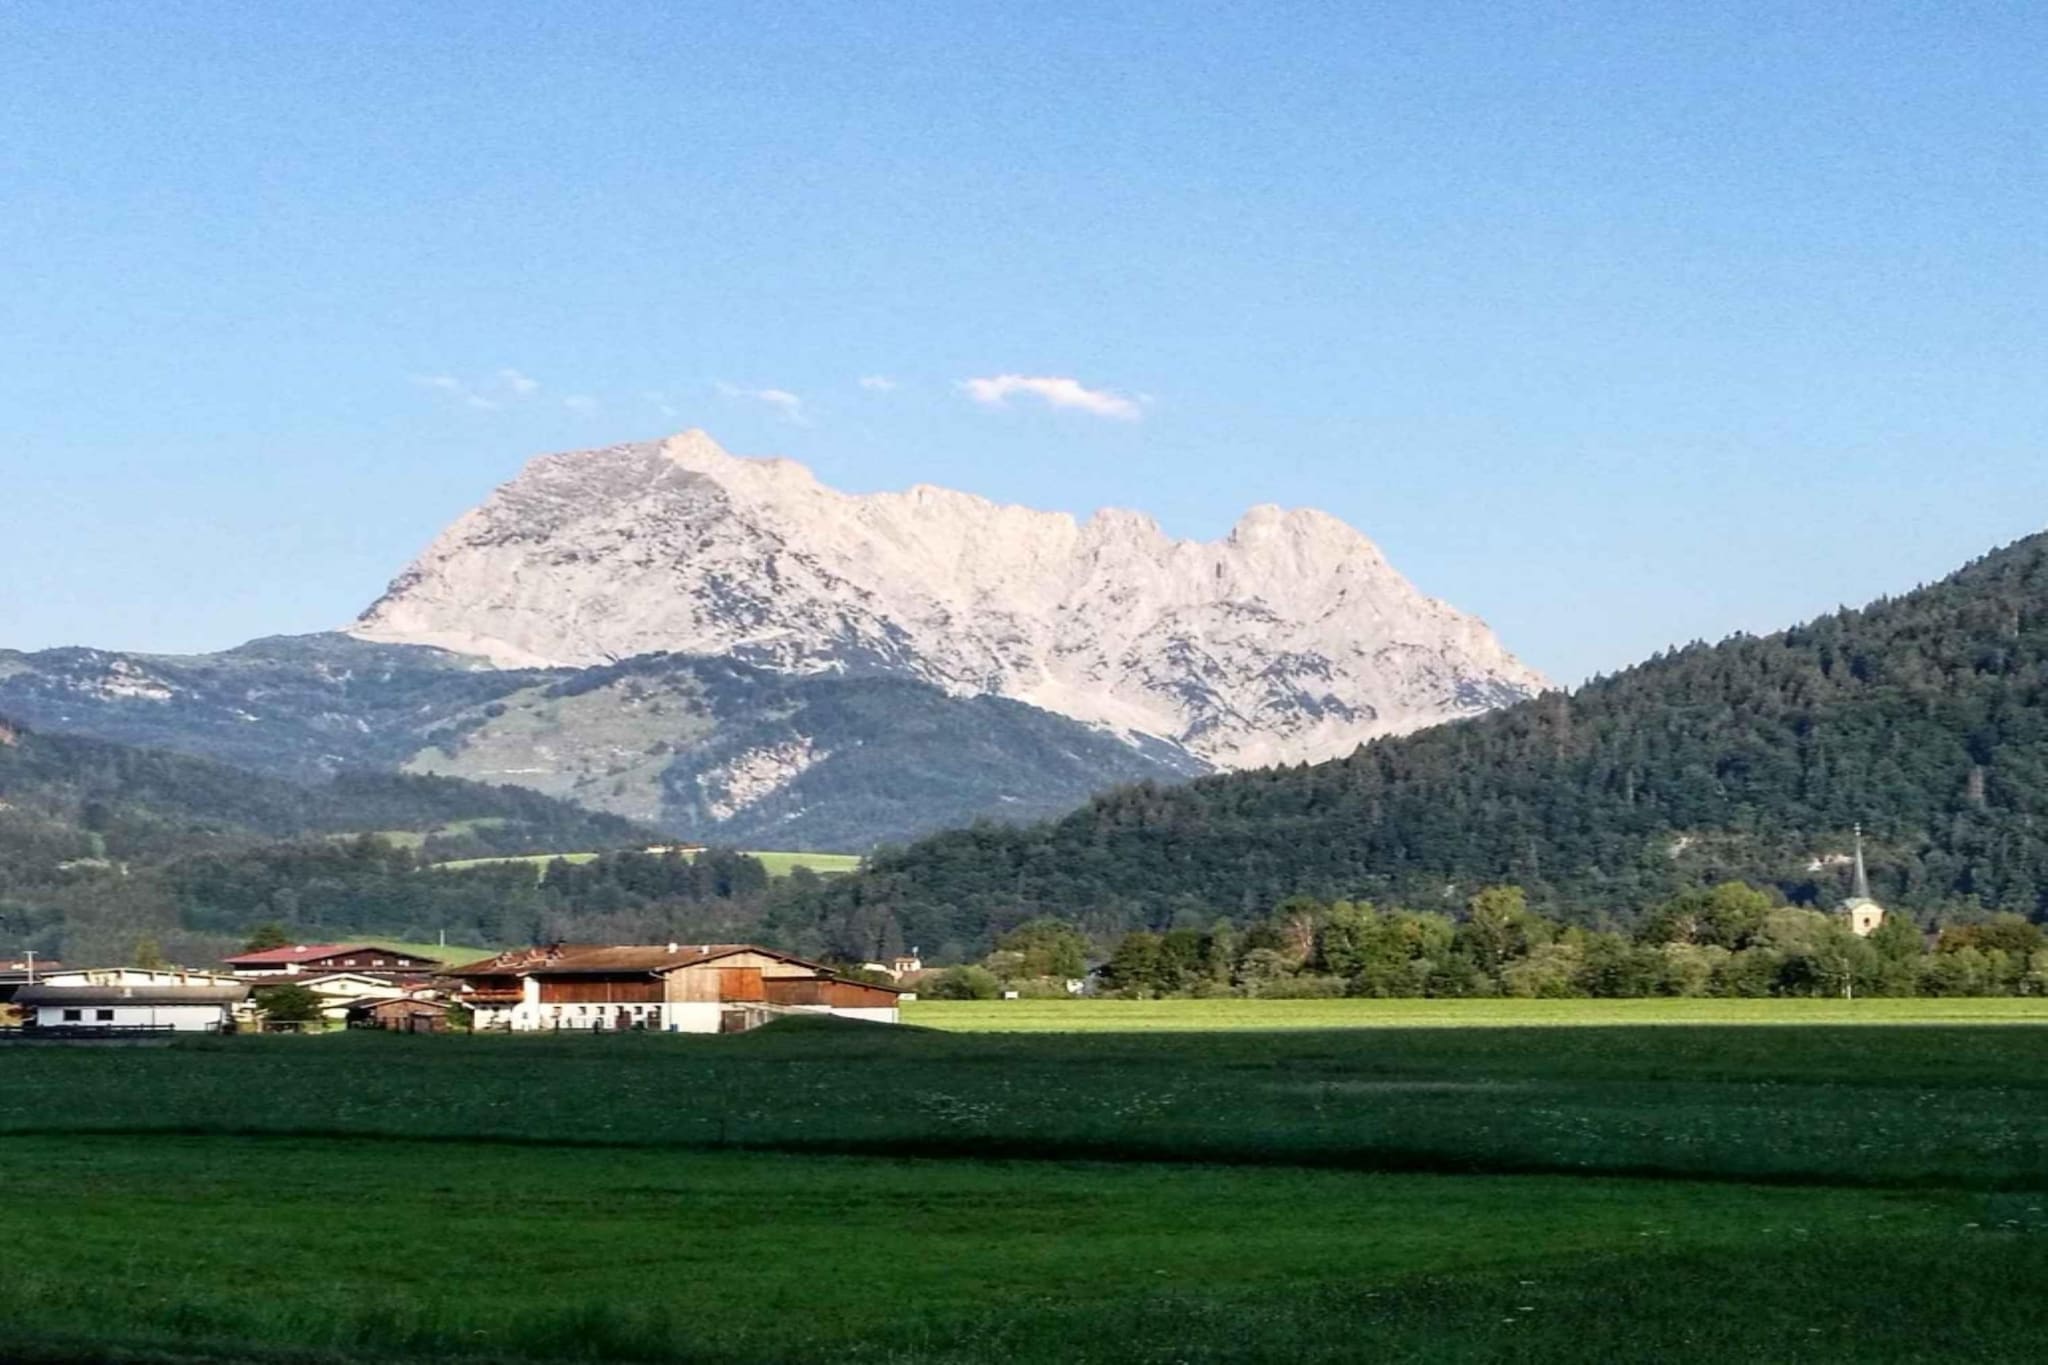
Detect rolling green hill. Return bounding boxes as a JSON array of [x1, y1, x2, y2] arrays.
[[0, 716, 667, 963], [788, 530, 2048, 956], [0, 715, 656, 871]]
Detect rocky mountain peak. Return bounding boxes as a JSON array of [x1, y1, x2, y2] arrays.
[[350, 430, 1549, 767]]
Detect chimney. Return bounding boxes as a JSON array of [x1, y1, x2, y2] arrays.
[[666, 942, 679, 954]]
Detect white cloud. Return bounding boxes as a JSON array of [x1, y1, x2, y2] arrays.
[[958, 374, 1143, 421], [858, 375, 899, 392], [563, 394, 600, 414], [414, 369, 543, 411], [716, 380, 808, 425], [414, 374, 499, 410]]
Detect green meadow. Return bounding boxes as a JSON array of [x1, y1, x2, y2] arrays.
[[905, 995, 2048, 1031], [0, 1007, 2042, 1362], [427, 848, 861, 877]]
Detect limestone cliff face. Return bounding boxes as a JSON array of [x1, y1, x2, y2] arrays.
[[352, 430, 1548, 767]]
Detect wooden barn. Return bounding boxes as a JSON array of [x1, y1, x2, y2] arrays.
[[343, 996, 452, 1033], [447, 943, 903, 1032]]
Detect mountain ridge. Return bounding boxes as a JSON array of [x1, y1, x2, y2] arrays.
[[351, 429, 1548, 767]]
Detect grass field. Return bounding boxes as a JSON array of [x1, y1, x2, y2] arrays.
[[906, 996, 2048, 1030], [0, 1009, 2042, 1362], [429, 848, 861, 876]]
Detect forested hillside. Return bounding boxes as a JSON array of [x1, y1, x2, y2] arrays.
[[780, 532, 2048, 961], [0, 717, 652, 863], [0, 636, 1207, 847], [0, 717, 666, 962]]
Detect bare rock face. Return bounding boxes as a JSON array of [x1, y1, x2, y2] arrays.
[[352, 430, 1548, 767]]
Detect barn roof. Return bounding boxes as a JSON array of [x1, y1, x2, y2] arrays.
[[221, 943, 432, 967], [16, 984, 249, 1006], [341, 995, 450, 1012], [447, 943, 874, 981]]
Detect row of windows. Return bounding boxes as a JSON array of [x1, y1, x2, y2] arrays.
[[59, 1009, 117, 1022]]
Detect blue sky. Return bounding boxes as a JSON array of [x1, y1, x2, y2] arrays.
[[5, 1, 2045, 684]]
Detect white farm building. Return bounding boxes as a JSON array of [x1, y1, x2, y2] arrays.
[[14, 982, 249, 1033]]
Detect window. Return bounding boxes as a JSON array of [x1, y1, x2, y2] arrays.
[[343, 959, 357, 967], [372, 959, 386, 967], [96, 1009, 115, 1022], [62, 1009, 81, 1022]]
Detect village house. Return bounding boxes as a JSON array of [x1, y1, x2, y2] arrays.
[[14, 981, 249, 1032], [447, 943, 903, 1032], [221, 944, 445, 979], [292, 972, 415, 1022]]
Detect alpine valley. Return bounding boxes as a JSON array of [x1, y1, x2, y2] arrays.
[[0, 430, 1545, 849]]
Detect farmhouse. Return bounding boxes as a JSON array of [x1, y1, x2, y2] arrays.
[[448, 943, 902, 1032], [15, 982, 249, 1033], [222, 944, 444, 978], [270, 971, 416, 1023]]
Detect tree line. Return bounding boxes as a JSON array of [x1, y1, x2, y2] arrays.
[[916, 886, 2048, 1000]]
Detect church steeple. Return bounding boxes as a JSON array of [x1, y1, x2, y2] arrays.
[[1841, 824, 1885, 938], [1852, 824, 1872, 902]]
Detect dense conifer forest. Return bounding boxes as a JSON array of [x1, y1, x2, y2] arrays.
[[780, 532, 2048, 961]]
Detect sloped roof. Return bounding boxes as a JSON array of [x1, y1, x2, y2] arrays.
[[449, 943, 827, 978], [17, 984, 248, 1006], [223, 944, 444, 967], [341, 995, 451, 1012]]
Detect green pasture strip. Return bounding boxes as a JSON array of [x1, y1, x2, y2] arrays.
[[427, 848, 859, 876], [428, 850, 601, 873], [2, 1024, 2045, 1189], [906, 996, 2048, 1032], [0, 1135, 2039, 1365], [745, 849, 861, 875]]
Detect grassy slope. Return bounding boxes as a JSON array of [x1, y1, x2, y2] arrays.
[[0, 1020, 2041, 1362]]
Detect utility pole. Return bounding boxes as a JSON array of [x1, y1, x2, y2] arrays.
[[24, 950, 35, 984]]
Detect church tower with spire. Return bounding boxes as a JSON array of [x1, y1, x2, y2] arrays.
[[1841, 825, 1886, 937]]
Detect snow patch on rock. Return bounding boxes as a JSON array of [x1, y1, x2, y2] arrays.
[[696, 738, 825, 822]]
